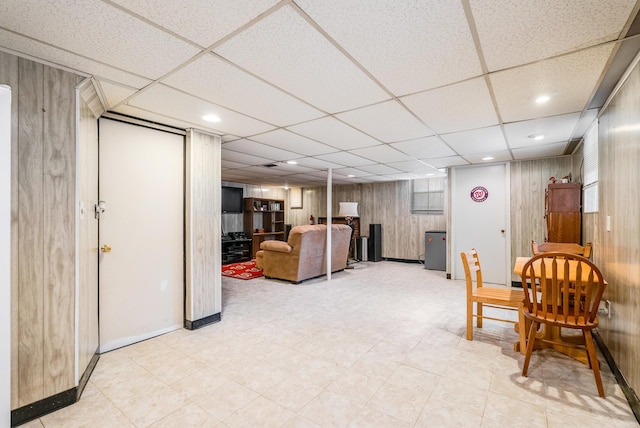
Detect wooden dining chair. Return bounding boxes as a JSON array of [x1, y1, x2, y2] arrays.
[[520, 252, 607, 397], [461, 249, 526, 352], [531, 240, 592, 258]]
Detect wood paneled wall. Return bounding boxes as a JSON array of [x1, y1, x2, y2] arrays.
[[186, 130, 222, 322], [282, 181, 446, 261], [77, 81, 100, 382], [220, 182, 287, 235], [592, 60, 640, 395], [509, 157, 575, 281], [3, 53, 82, 407]]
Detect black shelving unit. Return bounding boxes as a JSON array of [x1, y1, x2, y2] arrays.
[[221, 238, 251, 264]]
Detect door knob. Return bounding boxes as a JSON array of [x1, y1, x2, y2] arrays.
[[500, 229, 505, 233], [101, 244, 111, 253]]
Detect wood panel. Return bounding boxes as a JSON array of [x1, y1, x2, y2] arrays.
[[509, 157, 574, 281], [6, 53, 81, 409], [77, 80, 99, 380], [42, 65, 77, 396], [595, 60, 640, 396], [17, 58, 45, 406], [1, 50, 20, 410], [186, 130, 221, 322]]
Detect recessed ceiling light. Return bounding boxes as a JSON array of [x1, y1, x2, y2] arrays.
[[535, 95, 551, 104], [348, 174, 355, 178], [528, 133, 545, 140], [202, 114, 221, 123], [482, 156, 494, 161], [286, 160, 297, 165]]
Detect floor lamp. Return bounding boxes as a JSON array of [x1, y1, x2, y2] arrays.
[[338, 202, 358, 266]]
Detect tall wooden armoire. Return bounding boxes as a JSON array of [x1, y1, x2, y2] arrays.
[[545, 183, 581, 243]]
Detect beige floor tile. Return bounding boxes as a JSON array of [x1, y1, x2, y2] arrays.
[[326, 368, 385, 404], [300, 390, 364, 427], [349, 406, 411, 427], [415, 399, 483, 428], [223, 396, 297, 427], [148, 403, 222, 427], [262, 374, 325, 412], [28, 261, 637, 427], [366, 382, 429, 425], [109, 385, 191, 427]]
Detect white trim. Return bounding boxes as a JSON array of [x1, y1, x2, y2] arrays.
[[0, 84, 12, 428]]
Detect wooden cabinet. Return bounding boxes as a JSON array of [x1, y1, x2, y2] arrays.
[[545, 183, 581, 243], [244, 198, 285, 258], [318, 217, 360, 238]]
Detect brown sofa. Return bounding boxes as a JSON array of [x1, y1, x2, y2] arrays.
[[255, 224, 352, 283]]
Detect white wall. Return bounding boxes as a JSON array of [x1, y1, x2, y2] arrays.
[[1, 85, 11, 428]]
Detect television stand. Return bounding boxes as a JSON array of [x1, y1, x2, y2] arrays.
[[221, 234, 252, 264]]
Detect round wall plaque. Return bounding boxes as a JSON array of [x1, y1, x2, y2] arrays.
[[470, 186, 489, 202]]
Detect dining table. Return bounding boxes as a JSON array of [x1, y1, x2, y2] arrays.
[[512, 256, 603, 365]]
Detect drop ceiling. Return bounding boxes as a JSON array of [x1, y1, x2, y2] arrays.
[[2, 0, 639, 186]]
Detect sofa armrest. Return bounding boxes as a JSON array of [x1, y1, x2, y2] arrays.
[[260, 240, 292, 253]]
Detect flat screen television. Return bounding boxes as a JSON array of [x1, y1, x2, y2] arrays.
[[221, 186, 243, 213]]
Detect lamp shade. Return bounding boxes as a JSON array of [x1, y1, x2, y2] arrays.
[[338, 202, 359, 218]]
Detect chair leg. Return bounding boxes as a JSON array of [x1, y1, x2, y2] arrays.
[[516, 304, 527, 355], [466, 299, 473, 340], [584, 331, 605, 398], [522, 320, 538, 377], [477, 302, 483, 328]]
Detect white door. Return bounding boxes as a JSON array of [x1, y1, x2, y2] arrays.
[[98, 119, 184, 353], [452, 164, 510, 285]]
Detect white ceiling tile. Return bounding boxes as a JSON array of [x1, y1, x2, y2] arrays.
[[361, 175, 397, 182], [112, 104, 210, 131], [463, 151, 513, 163], [331, 168, 369, 177], [222, 139, 301, 162], [251, 129, 337, 156], [163, 54, 323, 126], [349, 144, 415, 164], [96, 80, 137, 109], [0, 0, 201, 79], [269, 162, 318, 174], [390, 136, 457, 159], [379, 173, 420, 181], [441, 126, 507, 155], [126, 84, 275, 136], [386, 160, 441, 174], [421, 156, 470, 168], [512, 142, 568, 160], [402, 78, 499, 134], [295, 0, 482, 95], [0, 29, 152, 88], [314, 152, 374, 167], [491, 44, 615, 122], [504, 113, 580, 149], [221, 149, 273, 166], [294, 158, 345, 169], [222, 160, 251, 169], [110, 0, 279, 47], [471, 0, 636, 71], [336, 100, 434, 143], [286, 117, 381, 150], [235, 165, 291, 176], [213, 5, 389, 112], [355, 164, 402, 175]]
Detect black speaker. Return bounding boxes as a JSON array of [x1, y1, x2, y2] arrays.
[[368, 224, 382, 262]]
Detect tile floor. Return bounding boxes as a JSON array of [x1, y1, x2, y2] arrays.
[[22, 261, 638, 427]]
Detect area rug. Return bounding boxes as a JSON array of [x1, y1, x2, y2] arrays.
[[221, 260, 263, 280]]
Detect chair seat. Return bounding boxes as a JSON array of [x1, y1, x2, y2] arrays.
[[472, 287, 524, 306], [524, 310, 599, 330]]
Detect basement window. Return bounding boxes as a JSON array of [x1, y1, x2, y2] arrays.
[[412, 177, 445, 214]]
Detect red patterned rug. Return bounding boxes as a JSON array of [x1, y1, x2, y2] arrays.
[[221, 260, 263, 280]]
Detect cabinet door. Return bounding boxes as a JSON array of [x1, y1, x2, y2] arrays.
[[547, 212, 581, 243]]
